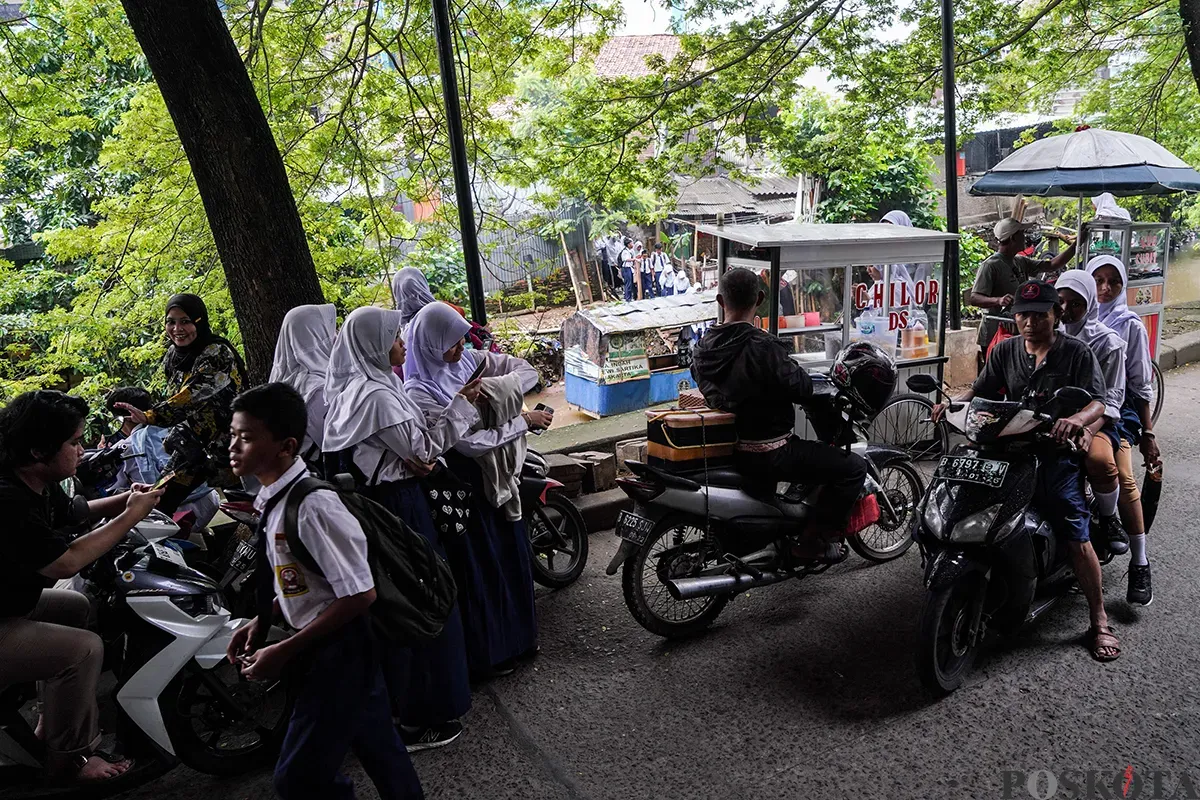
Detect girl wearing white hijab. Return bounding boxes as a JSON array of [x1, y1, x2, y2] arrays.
[[881, 209, 930, 284], [322, 305, 482, 750], [1086, 255, 1158, 605], [269, 304, 337, 462], [403, 302, 546, 678], [391, 267, 437, 332], [1056, 270, 1129, 560]]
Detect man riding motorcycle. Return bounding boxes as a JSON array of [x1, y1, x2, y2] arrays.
[[689, 267, 868, 561], [932, 280, 1119, 662]]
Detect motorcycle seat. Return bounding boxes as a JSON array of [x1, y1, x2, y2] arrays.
[[685, 468, 745, 489]]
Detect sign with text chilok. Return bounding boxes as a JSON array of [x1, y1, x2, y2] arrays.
[[853, 278, 940, 332]]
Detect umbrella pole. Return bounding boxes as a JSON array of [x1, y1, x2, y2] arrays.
[[1076, 196, 1084, 267]]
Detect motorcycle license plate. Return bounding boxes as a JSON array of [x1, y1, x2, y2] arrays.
[[616, 510, 654, 546], [936, 456, 1009, 488], [150, 541, 187, 568]]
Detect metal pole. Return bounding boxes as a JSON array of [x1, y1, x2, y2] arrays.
[[431, 0, 487, 324], [768, 247, 781, 336], [941, 0, 961, 330]]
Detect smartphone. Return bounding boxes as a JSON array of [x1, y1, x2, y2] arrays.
[[151, 471, 177, 491], [468, 358, 487, 383], [530, 403, 553, 435]]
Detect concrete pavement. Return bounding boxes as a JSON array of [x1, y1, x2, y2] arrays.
[[115, 363, 1200, 800]]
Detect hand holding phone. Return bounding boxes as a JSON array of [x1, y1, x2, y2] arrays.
[[152, 470, 177, 491]]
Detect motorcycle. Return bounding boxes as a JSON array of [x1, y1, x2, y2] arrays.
[[905, 373, 1094, 695], [521, 450, 588, 589], [0, 512, 292, 796], [606, 371, 926, 640]]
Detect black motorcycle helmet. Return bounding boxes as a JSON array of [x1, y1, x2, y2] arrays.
[[830, 341, 897, 420]]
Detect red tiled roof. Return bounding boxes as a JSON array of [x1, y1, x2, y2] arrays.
[[594, 35, 683, 79]]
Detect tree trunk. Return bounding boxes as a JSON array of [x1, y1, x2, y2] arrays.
[[1183, 0, 1200, 94], [120, 0, 325, 383], [561, 232, 591, 307]]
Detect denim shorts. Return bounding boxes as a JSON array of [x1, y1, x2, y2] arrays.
[[1032, 452, 1090, 543]]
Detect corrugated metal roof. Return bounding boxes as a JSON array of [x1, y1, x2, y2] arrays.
[[565, 291, 717, 336], [594, 35, 683, 79], [674, 175, 798, 219]]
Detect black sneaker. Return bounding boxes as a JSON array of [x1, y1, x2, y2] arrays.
[[1127, 563, 1153, 606], [1098, 515, 1129, 556], [402, 720, 463, 753]]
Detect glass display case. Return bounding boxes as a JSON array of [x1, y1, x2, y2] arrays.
[[707, 224, 955, 372], [1080, 221, 1170, 359]]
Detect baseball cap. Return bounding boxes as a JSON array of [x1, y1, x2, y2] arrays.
[[994, 217, 1034, 242], [1011, 280, 1058, 313]]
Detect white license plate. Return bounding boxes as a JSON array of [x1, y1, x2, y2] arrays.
[[616, 511, 654, 546], [150, 541, 187, 568], [936, 456, 1009, 488]]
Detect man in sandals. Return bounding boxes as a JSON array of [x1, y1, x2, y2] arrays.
[[933, 280, 1120, 662]]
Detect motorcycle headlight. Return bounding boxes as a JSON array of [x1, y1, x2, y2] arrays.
[[922, 483, 949, 539], [170, 593, 225, 617], [949, 503, 1003, 544]]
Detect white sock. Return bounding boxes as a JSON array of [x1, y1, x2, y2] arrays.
[[1129, 534, 1148, 566], [1096, 488, 1119, 518]]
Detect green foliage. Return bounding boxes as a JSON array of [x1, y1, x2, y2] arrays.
[[767, 91, 940, 226], [957, 231, 992, 317]]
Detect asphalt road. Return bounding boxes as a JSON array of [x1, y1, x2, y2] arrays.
[[115, 364, 1200, 800]]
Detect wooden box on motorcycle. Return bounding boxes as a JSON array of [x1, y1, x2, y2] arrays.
[[645, 409, 737, 470]]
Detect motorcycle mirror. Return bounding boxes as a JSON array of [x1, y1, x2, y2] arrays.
[[906, 374, 941, 395], [1050, 386, 1092, 414]]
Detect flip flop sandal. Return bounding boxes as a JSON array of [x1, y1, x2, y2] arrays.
[[69, 752, 136, 785], [1089, 626, 1121, 663]]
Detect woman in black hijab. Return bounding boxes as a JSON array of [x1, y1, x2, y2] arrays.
[[115, 294, 246, 513]]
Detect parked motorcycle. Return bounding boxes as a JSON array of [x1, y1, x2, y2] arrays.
[[522, 450, 588, 589], [606, 348, 925, 640], [905, 373, 1094, 695], [0, 512, 291, 796]]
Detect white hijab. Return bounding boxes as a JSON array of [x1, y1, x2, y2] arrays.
[[880, 210, 929, 285], [403, 302, 475, 407], [269, 304, 337, 408], [1085, 255, 1142, 337], [391, 267, 436, 329], [1056, 270, 1124, 355], [323, 306, 422, 453], [1092, 193, 1132, 222]]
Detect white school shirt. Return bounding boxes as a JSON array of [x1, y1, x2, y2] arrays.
[[651, 251, 671, 279], [254, 459, 374, 630], [407, 350, 539, 458]]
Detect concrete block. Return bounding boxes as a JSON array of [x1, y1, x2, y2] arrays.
[[1158, 343, 1178, 373], [1166, 329, 1200, 370], [615, 437, 649, 473], [943, 326, 979, 390], [569, 450, 617, 493], [543, 453, 585, 497], [573, 488, 632, 533]]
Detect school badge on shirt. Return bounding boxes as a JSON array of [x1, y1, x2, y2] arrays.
[[276, 564, 309, 598]]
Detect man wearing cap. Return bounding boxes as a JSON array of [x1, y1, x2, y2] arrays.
[[933, 279, 1120, 662], [970, 217, 1077, 361]]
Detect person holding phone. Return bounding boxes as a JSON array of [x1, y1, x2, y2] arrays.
[[403, 303, 546, 680], [0, 390, 163, 784], [322, 306, 482, 753]]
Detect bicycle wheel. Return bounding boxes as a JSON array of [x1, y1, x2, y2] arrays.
[[867, 393, 949, 462], [1152, 361, 1165, 424]]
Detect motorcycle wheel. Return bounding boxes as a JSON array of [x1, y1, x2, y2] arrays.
[[621, 515, 729, 639], [849, 461, 924, 563], [916, 575, 984, 697], [161, 661, 294, 776], [528, 495, 589, 589]]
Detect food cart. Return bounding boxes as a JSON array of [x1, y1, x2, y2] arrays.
[[696, 222, 958, 430], [562, 292, 718, 417], [1078, 220, 1170, 359]]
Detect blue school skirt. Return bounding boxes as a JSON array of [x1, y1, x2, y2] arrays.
[[370, 479, 472, 725], [441, 453, 538, 672]]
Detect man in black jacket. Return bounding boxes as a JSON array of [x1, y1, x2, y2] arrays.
[[691, 268, 866, 557]]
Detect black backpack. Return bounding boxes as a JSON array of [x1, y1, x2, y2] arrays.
[[281, 477, 457, 644]]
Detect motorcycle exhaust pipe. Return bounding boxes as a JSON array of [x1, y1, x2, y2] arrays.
[[666, 570, 790, 600]]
